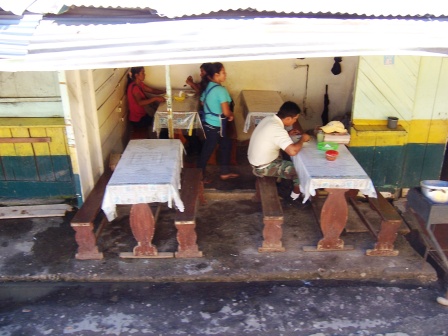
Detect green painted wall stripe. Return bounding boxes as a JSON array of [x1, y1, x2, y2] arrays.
[[73, 173, 83, 207], [36, 156, 56, 181], [0, 154, 75, 199], [0, 155, 72, 182], [13, 156, 38, 181], [1, 156, 17, 180], [421, 144, 445, 180], [350, 143, 445, 191], [401, 144, 426, 187], [0, 157, 4, 181], [51, 156, 73, 182], [402, 143, 445, 186], [0, 181, 75, 199], [371, 146, 405, 188], [348, 147, 374, 177]]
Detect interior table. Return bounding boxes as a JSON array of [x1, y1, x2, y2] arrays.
[[241, 90, 284, 133], [101, 139, 184, 258], [291, 140, 377, 251], [153, 90, 203, 137]]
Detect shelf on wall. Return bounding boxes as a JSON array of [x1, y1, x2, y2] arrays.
[[352, 124, 407, 134]]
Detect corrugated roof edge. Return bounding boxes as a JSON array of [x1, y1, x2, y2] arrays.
[[57, 6, 448, 19], [1, 1, 448, 18]]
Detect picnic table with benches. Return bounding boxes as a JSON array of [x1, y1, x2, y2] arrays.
[[292, 140, 377, 252], [71, 140, 204, 260], [101, 139, 203, 259], [291, 140, 403, 255]]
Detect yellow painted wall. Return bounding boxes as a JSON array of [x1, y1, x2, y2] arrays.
[[0, 118, 68, 156]]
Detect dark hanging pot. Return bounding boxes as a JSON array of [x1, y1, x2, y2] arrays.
[[331, 57, 342, 75]]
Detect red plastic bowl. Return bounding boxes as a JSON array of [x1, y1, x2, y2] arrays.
[[325, 150, 339, 161]]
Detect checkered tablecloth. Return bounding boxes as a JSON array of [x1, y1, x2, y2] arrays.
[[241, 90, 284, 133], [154, 91, 203, 137], [291, 140, 377, 203], [101, 139, 184, 221]]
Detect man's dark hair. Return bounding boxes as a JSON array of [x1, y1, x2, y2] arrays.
[[277, 101, 301, 119]]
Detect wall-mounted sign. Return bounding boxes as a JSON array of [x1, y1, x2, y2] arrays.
[[384, 56, 395, 65]]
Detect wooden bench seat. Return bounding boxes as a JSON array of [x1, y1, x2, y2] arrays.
[[253, 176, 285, 252], [71, 168, 112, 260], [174, 168, 205, 258], [363, 190, 403, 256]]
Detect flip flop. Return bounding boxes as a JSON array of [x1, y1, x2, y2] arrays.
[[437, 296, 448, 306], [220, 173, 240, 180]]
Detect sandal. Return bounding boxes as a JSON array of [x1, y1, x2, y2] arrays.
[[220, 173, 240, 180]]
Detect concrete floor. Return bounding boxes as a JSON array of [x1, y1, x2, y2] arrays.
[[0, 142, 439, 284]]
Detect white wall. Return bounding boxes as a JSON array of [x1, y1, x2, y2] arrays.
[[60, 68, 128, 202], [0, 71, 63, 117], [93, 68, 127, 164], [0, 71, 60, 97], [352, 56, 448, 122], [143, 57, 358, 136]]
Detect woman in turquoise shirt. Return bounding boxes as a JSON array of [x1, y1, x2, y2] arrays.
[[198, 62, 239, 182]]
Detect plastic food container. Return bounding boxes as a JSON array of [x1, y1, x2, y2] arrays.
[[420, 180, 448, 203], [318, 142, 339, 151], [325, 150, 339, 161]]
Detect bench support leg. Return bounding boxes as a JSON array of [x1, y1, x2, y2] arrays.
[[72, 224, 103, 260], [316, 188, 353, 251], [259, 218, 285, 252], [175, 223, 203, 258], [366, 219, 400, 256], [129, 203, 158, 256]]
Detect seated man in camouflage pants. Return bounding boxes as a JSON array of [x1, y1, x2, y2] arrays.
[[248, 101, 310, 202]]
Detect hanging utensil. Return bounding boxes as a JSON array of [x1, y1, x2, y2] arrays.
[[321, 84, 330, 125]]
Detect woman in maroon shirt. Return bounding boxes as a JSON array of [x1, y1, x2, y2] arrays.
[[127, 67, 166, 129]]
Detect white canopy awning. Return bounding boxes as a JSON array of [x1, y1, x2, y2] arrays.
[[1, 14, 448, 71]]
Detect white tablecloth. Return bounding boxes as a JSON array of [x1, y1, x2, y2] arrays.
[[101, 139, 184, 221], [291, 140, 377, 202], [154, 90, 202, 136], [241, 90, 284, 133]]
